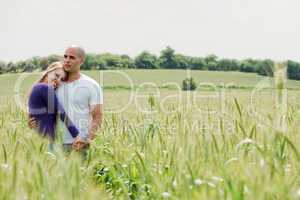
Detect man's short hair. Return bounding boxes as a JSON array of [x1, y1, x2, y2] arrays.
[[68, 45, 86, 61]]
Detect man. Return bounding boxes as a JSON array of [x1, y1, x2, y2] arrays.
[[29, 45, 103, 153]]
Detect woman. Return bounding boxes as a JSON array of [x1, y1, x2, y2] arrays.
[[28, 62, 80, 151]]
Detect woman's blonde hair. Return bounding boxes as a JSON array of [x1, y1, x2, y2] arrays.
[[37, 61, 64, 83], [27, 61, 66, 114]]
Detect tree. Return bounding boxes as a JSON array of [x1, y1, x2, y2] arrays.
[[25, 60, 36, 72], [229, 59, 240, 71], [15, 59, 38, 72], [287, 60, 300, 80], [135, 51, 158, 69], [100, 53, 123, 68], [15, 61, 26, 72], [82, 53, 97, 70], [159, 46, 177, 69], [239, 59, 257, 73], [256, 59, 274, 76], [46, 55, 62, 70], [94, 55, 108, 70], [204, 54, 218, 70], [0, 61, 6, 74], [2, 48, 300, 82], [174, 54, 190, 69], [190, 57, 205, 70], [216, 58, 239, 71], [6, 62, 17, 73], [120, 55, 135, 68], [39, 57, 49, 71], [30, 56, 43, 70]]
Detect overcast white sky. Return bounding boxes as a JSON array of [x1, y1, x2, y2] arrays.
[[1, 0, 299, 62]]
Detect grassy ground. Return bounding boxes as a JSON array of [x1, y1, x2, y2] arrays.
[[2, 69, 300, 100], [1, 70, 300, 199]]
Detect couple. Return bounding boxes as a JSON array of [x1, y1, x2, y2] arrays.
[[28, 46, 103, 153]]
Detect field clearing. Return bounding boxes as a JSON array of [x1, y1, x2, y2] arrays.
[[1, 69, 300, 105], [1, 70, 300, 199]]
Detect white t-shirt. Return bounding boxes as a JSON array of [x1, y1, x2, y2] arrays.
[[56, 74, 103, 144]]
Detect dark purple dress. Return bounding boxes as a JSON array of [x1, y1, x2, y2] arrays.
[[28, 83, 79, 140]]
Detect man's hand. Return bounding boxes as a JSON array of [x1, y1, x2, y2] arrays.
[[88, 133, 96, 141], [28, 117, 38, 129]]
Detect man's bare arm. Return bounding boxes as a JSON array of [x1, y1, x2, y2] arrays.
[[88, 104, 103, 141]]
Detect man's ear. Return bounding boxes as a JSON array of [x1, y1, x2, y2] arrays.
[[80, 58, 85, 65]]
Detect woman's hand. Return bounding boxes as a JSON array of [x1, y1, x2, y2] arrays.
[[28, 117, 38, 129]]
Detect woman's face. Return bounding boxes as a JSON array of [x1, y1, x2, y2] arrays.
[[46, 68, 66, 88]]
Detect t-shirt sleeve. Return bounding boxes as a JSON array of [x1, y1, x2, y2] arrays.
[[89, 82, 103, 106]]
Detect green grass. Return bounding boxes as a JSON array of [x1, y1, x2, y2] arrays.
[[2, 69, 300, 105], [1, 70, 300, 199]]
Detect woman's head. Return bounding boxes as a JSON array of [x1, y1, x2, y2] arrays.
[[39, 62, 67, 88]]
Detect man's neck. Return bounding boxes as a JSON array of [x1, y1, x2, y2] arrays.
[[67, 72, 81, 83]]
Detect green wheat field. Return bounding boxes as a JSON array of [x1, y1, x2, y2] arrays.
[[1, 69, 300, 199]]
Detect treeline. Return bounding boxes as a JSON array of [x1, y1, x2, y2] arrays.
[[1, 46, 300, 80]]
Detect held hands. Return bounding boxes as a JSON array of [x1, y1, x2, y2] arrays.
[[72, 133, 95, 150], [72, 136, 89, 151], [28, 117, 92, 151]]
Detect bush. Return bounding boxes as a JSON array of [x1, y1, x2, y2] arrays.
[[256, 59, 274, 76], [287, 60, 300, 80], [0, 61, 5, 74], [135, 51, 158, 69], [182, 77, 197, 91]]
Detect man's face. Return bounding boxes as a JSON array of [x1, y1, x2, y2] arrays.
[[63, 48, 83, 73]]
